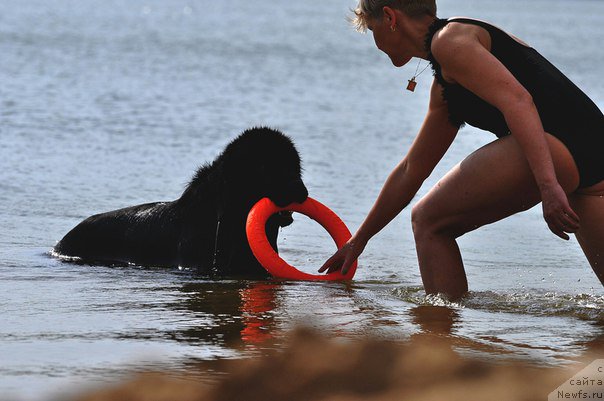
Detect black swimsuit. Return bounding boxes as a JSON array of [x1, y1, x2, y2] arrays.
[[425, 18, 604, 188]]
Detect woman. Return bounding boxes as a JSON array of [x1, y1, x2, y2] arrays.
[[319, 0, 604, 300]]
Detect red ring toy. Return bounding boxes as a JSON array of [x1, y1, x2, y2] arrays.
[[246, 197, 357, 281]]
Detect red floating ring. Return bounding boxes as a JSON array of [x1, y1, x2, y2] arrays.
[[246, 197, 357, 281]]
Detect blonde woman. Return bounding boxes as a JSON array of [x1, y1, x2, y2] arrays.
[[319, 0, 604, 299]]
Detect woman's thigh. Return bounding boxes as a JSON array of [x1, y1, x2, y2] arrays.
[[412, 133, 580, 237]]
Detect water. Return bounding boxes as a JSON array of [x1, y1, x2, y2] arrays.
[[1, 0, 603, 399]]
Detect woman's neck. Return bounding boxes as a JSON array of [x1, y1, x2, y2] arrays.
[[408, 15, 438, 60]]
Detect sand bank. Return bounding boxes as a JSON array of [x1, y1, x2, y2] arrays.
[[72, 328, 585, 401]]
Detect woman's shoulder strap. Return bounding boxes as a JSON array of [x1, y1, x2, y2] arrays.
[[445, 17, 530, 48]]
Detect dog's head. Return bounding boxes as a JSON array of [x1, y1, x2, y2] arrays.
[[220, 127, 308, 212], [209, 127, 308, 277]]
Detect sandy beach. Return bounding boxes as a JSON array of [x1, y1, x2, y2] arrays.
[[71, 328, 588, 401]]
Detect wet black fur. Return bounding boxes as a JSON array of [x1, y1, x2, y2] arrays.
[[53, 127, 308, 277]]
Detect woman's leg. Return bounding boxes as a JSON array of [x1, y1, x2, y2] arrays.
[[411, 134, 580, 300], [569, 182, 604, 285]]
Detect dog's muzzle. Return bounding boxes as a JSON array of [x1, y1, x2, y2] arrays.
[[270, 178, 308, 207], [276, 210, 294, 227]]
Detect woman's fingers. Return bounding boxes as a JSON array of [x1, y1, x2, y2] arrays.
[[326, 259, 344, 273], [548, 219, 570, 240], [546, 211, 573, 240], [546, 208, 581, 240], [319, 239, 363, 274], [559, 214, 579, 233], [542, 185, 580, 240], [340, 254, 356, 275], [562, 206, 580, 229], [319, 249, 346, 273]]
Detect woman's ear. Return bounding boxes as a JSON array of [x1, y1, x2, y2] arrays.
[[382, 6, 397, 29]]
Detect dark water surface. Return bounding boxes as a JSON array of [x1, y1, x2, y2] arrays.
[[1, 0, 604, 399]]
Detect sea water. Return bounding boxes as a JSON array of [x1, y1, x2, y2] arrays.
[[1, 0, 603, 399]]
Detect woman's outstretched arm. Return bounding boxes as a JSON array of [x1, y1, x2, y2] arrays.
[[319, 80, 459, 274]]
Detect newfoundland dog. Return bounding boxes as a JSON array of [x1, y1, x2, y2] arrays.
[[53, 127, 308, 277]]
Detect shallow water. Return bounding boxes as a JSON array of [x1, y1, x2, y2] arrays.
[[1, 0, 603, 399]]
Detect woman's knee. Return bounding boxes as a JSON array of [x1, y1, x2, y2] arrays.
[[411, 198, 466, 241]]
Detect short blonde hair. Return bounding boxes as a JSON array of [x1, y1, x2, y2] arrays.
[[351, 0, 437, 32]]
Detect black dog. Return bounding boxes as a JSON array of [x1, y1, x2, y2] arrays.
[[53, 127, 308, 277]]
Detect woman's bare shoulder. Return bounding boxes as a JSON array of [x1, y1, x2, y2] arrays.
[[431, 20, 490, 58]]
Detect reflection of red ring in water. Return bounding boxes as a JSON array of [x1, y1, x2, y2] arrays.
[[240, 282, 278, 345], [246, 197, 357, 281]]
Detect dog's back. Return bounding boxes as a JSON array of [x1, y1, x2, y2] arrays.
[[54, 202, 182, 266]]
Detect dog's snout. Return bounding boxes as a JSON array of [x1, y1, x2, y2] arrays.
[[270, 178, 308, 207], [292, 179, 309, 203]]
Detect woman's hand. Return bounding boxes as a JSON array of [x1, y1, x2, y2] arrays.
[[540, 183, 580, 240], [318, 237, 366, 275]]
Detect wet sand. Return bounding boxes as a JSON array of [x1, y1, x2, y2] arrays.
[[71, 328, 581, 401]]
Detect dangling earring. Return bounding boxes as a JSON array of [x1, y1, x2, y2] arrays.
[[390, 25, 396, 32]]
